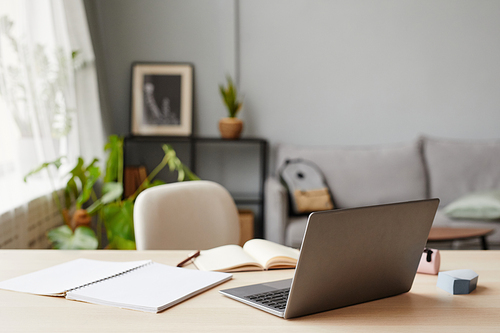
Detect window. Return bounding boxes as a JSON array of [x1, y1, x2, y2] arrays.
[[0, 0, 80, 213]]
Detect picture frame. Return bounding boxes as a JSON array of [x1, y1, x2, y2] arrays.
[[131, 63, 193, 136]]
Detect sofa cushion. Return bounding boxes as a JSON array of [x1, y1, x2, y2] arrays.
[[422, 136, 500, 207], [275, 141, 427, 208], [443, 190, 500, 220]]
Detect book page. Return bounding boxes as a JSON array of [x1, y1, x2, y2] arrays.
[[193, 245, 263, 272], [243, 239, 300, 269], [0, 259, 151, 296], [66, 262, 232, 313]]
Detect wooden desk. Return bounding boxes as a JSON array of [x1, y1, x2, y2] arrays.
[[1, 250, 499, 332]]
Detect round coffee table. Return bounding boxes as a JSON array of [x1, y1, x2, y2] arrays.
[[427, 227, 494, 250]]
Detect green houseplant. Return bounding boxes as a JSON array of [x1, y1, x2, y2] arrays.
[[218, 75, 243, 139], [24, 135, 199, 249]]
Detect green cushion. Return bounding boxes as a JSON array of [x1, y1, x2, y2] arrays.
[[443, 190, 500, 220]]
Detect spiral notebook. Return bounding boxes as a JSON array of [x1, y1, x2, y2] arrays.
[[0, 258, 232, 313]]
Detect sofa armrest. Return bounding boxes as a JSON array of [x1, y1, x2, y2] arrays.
[[264, 176, 289, 244]]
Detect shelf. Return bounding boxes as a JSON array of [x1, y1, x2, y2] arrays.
[[194, 137, 268, 144], [231, 193, 263, 205], [125, 135, 266, 144], [125, 135, 192, 143], [123, 135, 268, 238]]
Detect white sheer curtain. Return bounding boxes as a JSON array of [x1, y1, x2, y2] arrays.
[[0, 0, 105, 248], [63, 0, 105, 163]]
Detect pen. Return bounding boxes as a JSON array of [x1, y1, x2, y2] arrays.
[[176, 250, 201, 267]]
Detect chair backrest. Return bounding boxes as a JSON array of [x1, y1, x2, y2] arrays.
[[134, 180, 240, 250]]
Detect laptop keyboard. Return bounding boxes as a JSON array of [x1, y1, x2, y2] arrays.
[[245, 288, 290, 311]]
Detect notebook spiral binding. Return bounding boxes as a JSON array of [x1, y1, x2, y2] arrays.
[[65, 260, 153, 293]]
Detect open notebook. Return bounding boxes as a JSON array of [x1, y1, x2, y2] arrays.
[[193, 239, 300, 272], [0, 259, 232, 313]]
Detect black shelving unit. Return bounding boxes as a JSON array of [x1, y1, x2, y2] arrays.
[[123, 136, 268, 238]]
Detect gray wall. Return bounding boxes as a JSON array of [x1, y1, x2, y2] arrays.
[[86, 0, 237, 137], [240, 0, 500, 148], [87, 0, 500, 150]]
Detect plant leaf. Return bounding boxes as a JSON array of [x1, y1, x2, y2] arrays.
[[101, 182, 124, 203], [106, 236, 136, 250], [86, 158, 99, 170], [104, 135, 123, 183], [68, 157, 87, 186], [64, 187, 72, 210], [148, 179, 166, 187], [66, 158, 88, 206], [183, 166, 201, 181], [47, 225, 98, 250], [160, 144, 200, 181], [219, 75, 242, 117], [65, 177, 79, 208], [76, 164, 101, 208], [86, 182, 123, 215], [103, 200, 135, 245], [23, 156, 64, 182]]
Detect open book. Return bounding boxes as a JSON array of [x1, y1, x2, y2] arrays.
[[0, 259, 231, 313], [193, 239, 300, 272]]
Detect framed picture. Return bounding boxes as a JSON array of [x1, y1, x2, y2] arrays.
[[131, 63, 193, 136]]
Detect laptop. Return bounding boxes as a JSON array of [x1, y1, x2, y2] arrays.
[[219, 199, 439, 319]]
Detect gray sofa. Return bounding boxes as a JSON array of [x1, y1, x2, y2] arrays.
[[265, 136, 500, 249]]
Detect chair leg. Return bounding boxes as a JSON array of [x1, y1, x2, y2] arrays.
[[481, 236, 489, 250]]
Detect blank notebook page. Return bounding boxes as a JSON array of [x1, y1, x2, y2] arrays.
[[65, 262, 232, 313], [0, 259, 151, 296]]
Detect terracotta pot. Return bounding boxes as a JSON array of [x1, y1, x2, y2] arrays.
[[219, 117, 243, 139], [71, 209, 92, 230]]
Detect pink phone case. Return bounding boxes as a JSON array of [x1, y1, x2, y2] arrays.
[[417, 248, 440, 275]]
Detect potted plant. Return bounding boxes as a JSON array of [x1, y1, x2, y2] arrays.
[[218, 75, 243, 139], [24, 135, 199, 249]]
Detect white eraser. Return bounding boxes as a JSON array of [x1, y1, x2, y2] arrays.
[[437, 269, 478, 295]]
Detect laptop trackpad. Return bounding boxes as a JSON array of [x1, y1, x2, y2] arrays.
[[221, 279, 292, 297], [262, 279, 293, 290]]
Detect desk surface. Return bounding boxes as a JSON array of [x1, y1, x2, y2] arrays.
[[1, 250, 499, 332]]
